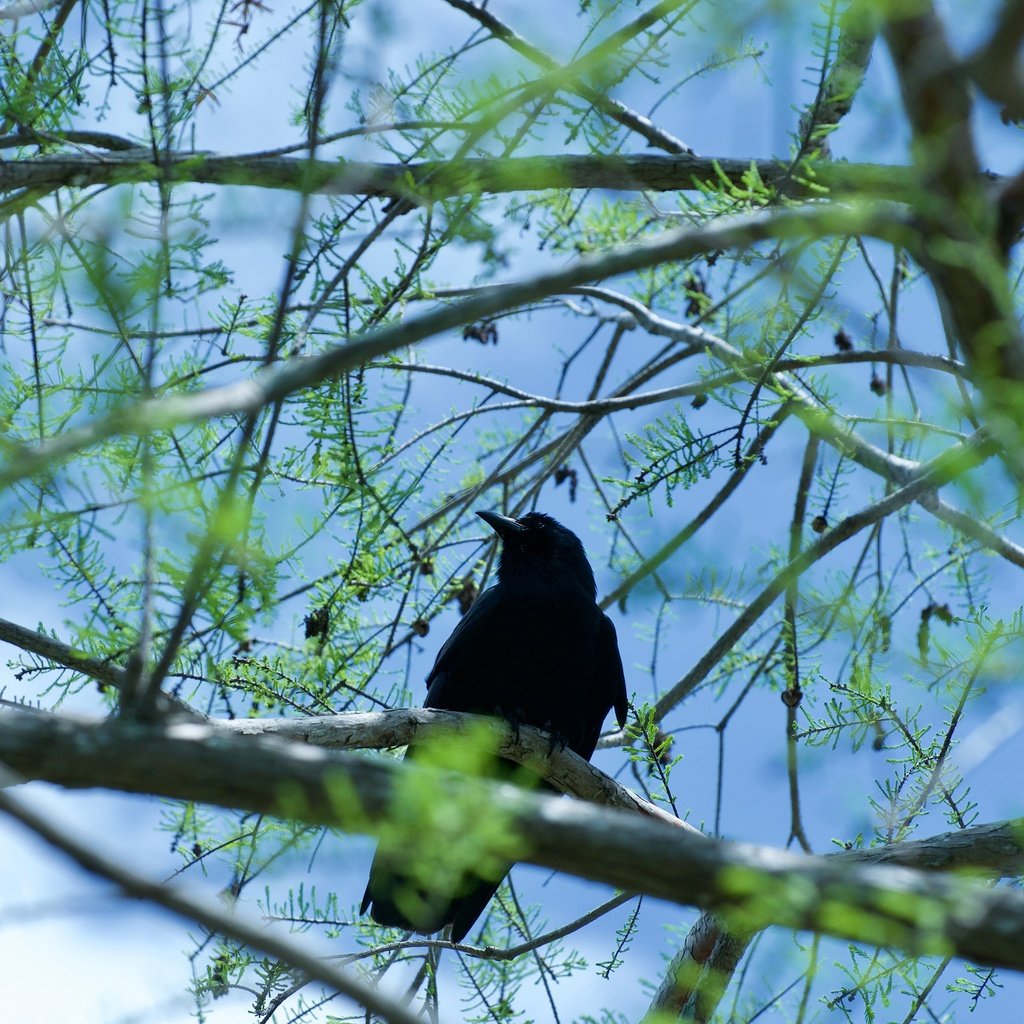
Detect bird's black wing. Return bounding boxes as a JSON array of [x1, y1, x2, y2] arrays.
[[364, 581, 625, 941], [424, 584, 503, 710], [362, 585, 513, 941], [599, 612, 629, 728], [359, 738, 511, 942]]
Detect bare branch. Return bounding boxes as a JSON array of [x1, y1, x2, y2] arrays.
[[601, 431, 991, 733], [0, 0, 63, 18], [442, 0, 694, 154], [0, 771, 433, 1024], [0, 615, 126, 689], [0, 615, 201, 719], [0, 200, 913, 489], [383, 346, 969, 415]]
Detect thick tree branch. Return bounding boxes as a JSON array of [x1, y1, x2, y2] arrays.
[[645, 916, 749, 1024], [796, 8, 876, 157], [0, 150, 921, 203], [0, 0, 63, 17], [965, 0, 1024, 123], [215, 709, 694, 833], [0, 615, 201, 719], [885, 2, 1024, 475], [644, 819, 1024, 1023], [845, 820, 1024, 875], [2, 710, 1024, 972], [918, 492, 1024, 571], [883, 5, 980, 201], [0, 129, 140, 151]]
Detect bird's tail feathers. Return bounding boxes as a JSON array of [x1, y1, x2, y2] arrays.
[[361, 854, 508, 943]]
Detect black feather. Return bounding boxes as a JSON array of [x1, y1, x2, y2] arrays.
[[361, 510, 628, 942]]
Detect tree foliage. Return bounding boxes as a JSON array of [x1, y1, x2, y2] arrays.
[[2, 0, 1024, 1021]]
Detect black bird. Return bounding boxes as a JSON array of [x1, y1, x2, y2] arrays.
[[361, 510, 628, 942]]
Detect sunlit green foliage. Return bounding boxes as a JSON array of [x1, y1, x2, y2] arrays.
[[2, 0, 1024, 1021]]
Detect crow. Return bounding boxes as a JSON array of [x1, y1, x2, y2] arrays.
[[360, 509, 628, 943]]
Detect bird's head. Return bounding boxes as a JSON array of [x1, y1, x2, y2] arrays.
[[477, 510, 596, 598]]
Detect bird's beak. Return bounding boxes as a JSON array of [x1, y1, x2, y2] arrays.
[[477, 510, 525, 538]]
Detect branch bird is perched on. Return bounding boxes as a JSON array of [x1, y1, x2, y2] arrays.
[[361, 509, 629, 942]]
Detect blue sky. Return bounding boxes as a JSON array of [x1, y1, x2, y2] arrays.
[[2, 0, 1023, 1021]]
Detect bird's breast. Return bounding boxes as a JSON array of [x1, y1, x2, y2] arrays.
[[430, 582, 607, 756]]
